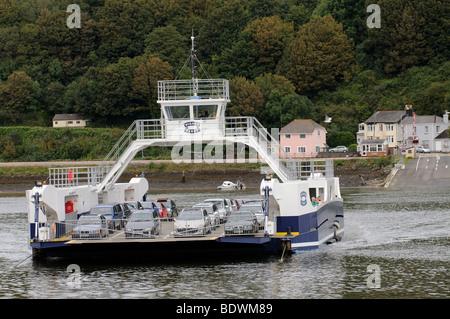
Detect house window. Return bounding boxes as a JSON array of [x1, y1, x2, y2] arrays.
[[377, 145, 384, 151], [317, 130, 321, 136], [386, 124, 395, 132], [424, 126, 429, 134], [285, 134, 291, 139], [298, 134, 306, 138], [370, 145, 377, 152], [297, 146, 306, 153], [316, 146, 320, 153], [68, 121, 73, 124], [284, 146, 291, 153], [379, 124, 383, 131], [386, 135, 394, 143]]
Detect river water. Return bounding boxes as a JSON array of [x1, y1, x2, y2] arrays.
[[0, 187, 448, 299]]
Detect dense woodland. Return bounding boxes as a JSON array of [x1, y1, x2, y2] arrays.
[[0, 0, 449, 151]]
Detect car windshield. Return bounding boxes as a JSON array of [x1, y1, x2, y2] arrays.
[[241, 206, 262, 213], [130, 212, 154, 222], [78, 216, 101, 225], [90, 207, 112, 215], [126, 202, 139, 209], [178, 210, 203, 220], [141, 202, 154, 209], [204, 200, 223, 208], [228, 213, 254, 223]]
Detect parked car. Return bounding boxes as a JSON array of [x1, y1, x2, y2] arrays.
[[154, 202, 169, 219], [157, 198, 178, 219], [174, 208, 211, 236], [89, 203, 124, 233], [239, 204, 265, 230], [224, 212, 258, 235], [125, 201, 144, 212], [192, 203, 220, 229], [72, 214, 108, 239], [141, 201, 159, 216], [416, 145, 431, 153], [203, 198, 231, 223], [329, 146, 348, 153], [125, 210, 160, 238], [119, 202, 133, 219]]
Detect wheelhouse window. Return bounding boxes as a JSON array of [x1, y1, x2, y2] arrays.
[[194, 105, 218, 119], [166, 105, 190, 119]]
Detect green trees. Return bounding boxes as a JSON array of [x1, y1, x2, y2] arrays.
[[280, 15, 356, 94], [0, 0, 447, 146]]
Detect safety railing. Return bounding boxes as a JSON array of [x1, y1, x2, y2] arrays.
[[285, 160, 334, 180], [158, 79, 229, 101], [48, 166, 111, 188], [31, 213, 267, 242]]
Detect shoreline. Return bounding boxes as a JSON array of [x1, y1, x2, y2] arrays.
[[0, 160, 391, 196]]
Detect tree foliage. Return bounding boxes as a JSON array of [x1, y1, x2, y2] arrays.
[[0, 0, 447, 137]]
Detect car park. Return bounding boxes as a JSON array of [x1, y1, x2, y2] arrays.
[[192, 203, 220, 229], [89, 203, 124, 233], [72, 214, 108, 239], [125, 210, 160, 238], [174, 208, 211, 236], [224, 212, 258, 235]]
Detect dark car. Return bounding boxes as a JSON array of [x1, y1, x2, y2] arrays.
[[72, 214, 108, 239], [89, 203, 124, 233], [224, 212, 258, 235], [125, 210, 160, 238]]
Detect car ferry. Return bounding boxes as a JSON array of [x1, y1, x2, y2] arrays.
[[27, 36, 343, 259]]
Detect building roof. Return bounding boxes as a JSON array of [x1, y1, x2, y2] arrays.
[[280, 119, 325, 134], [401, 115, 444, 125], [52, 113, 85, 121], [364, 111, 406, 124], [435, 130, 449, 139]]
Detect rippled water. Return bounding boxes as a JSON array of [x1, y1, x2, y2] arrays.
[[0, 188, 448, 299]]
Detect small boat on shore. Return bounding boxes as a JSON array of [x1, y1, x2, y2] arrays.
[[217, 181, 246, 190]]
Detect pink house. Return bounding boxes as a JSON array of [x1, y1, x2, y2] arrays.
[[280, 119, 327, 158]]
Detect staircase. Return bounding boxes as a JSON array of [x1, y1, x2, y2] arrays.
[[93, 117, 296, 192]]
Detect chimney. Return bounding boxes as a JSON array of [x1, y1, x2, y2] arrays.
[[405, 104, 414, 116], [444, 110, 449, 124]]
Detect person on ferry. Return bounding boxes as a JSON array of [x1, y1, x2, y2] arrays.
[[311, 197, 319, 207], [200, 110, 209, 118], [317, 196, 323, 204]]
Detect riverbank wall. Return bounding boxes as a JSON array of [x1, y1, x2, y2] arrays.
[[0, 160, 391, 195]]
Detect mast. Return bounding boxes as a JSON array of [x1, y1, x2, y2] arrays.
[[190, 31, 198, 99]]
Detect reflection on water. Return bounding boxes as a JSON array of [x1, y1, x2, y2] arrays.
[[0, 188, 449, 299]]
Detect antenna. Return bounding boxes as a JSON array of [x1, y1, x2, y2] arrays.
[[190, 30, 198, 98]]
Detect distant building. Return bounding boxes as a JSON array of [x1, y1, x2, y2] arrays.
[[52, 114, 90, 128], [357, 106, 449, 156], [434, 129, 449, 153], [399, 110, 449, 151], [280, 119, 327, 158]]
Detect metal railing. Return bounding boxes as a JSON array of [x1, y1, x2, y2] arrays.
[[31, 214, 267, 242], [286, 160, 334, 180], [48, 166, 111, 188], [158, 79, 229, 101]]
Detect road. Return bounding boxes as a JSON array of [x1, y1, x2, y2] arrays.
[[389, 153, 450, 188]]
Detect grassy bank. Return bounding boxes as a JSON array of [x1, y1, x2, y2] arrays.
[[0, 157, 398, 178]]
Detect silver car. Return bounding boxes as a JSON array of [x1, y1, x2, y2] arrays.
[[192, 203, 220, 229], [174, 208, 211, 236], [125, 210, 160, 238], [203, 198, 231, 223], [239, 204, 265, 230]]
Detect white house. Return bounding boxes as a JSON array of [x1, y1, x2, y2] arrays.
[[52, 114, 90, 128]]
